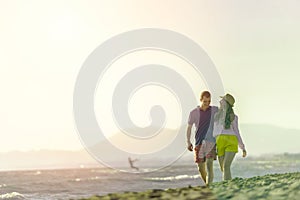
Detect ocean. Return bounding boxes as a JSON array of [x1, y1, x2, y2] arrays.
[[1, 156, 300, 200]]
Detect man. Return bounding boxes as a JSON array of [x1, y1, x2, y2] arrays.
[[186, 91, 218, 185]]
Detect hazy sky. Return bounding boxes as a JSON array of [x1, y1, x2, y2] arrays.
[[1, 0, 300, 153]]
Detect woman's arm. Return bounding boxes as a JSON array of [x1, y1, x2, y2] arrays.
[[233, 115, 246, 150]]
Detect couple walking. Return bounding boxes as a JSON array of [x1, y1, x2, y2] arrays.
[[186, 91, 247, 185]]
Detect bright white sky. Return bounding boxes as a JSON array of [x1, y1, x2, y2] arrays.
[[1, 0, 300, 152]]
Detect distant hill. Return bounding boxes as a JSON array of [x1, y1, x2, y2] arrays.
[[239, 124, 300, 155], [0, 149, 99, 171]]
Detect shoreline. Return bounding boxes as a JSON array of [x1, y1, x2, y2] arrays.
[[77, 172, 300, 200]]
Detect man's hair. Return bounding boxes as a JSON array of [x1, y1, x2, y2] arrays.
[[200, 91, 211, 100]]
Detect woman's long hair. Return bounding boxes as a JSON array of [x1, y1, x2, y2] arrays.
[[214, 101, 235, 129]]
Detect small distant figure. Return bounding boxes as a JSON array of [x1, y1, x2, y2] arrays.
[[128, 157, 139, 171]]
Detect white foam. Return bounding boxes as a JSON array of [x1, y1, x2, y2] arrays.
[[0, 192, 24, 199], [145, 174, 200, 181]]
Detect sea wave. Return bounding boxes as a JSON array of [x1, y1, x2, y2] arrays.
[[0, 192, 24, 200], [144, 174, 200, 182]]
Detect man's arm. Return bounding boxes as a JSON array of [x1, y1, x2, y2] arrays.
[[186, 124, 193, 151]]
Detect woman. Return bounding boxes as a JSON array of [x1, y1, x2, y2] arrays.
[[213, 94, 247, 180]]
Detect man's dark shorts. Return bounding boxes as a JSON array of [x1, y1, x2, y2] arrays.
[[194, 141, 217, 163]]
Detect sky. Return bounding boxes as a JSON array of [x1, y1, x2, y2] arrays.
[[1, 0, 300, 154]]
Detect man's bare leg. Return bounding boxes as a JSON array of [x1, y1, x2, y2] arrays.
[[206, 158, 214, 185], [197, 162, 207, 184]]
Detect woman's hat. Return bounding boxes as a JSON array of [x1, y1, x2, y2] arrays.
[[220, 93, 235, 106]]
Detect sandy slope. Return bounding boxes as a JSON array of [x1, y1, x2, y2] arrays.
[[77, 172, 300, 200]]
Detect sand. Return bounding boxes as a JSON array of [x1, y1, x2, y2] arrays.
[[77, 172, 300, 200]]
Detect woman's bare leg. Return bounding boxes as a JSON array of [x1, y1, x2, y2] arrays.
[[223, 151, 236, 180], [218, 156, 224, 172]]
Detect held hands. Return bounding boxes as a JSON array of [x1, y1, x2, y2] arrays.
[[242, 149, 247, 158], [187, 141, 193, 152]]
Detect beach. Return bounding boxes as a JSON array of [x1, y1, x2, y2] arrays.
[[78, 172, 300, 200], [1, 155, 300, 199]]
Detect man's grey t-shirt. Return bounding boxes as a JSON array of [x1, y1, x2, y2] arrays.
[[188, 106, 218, 145]]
